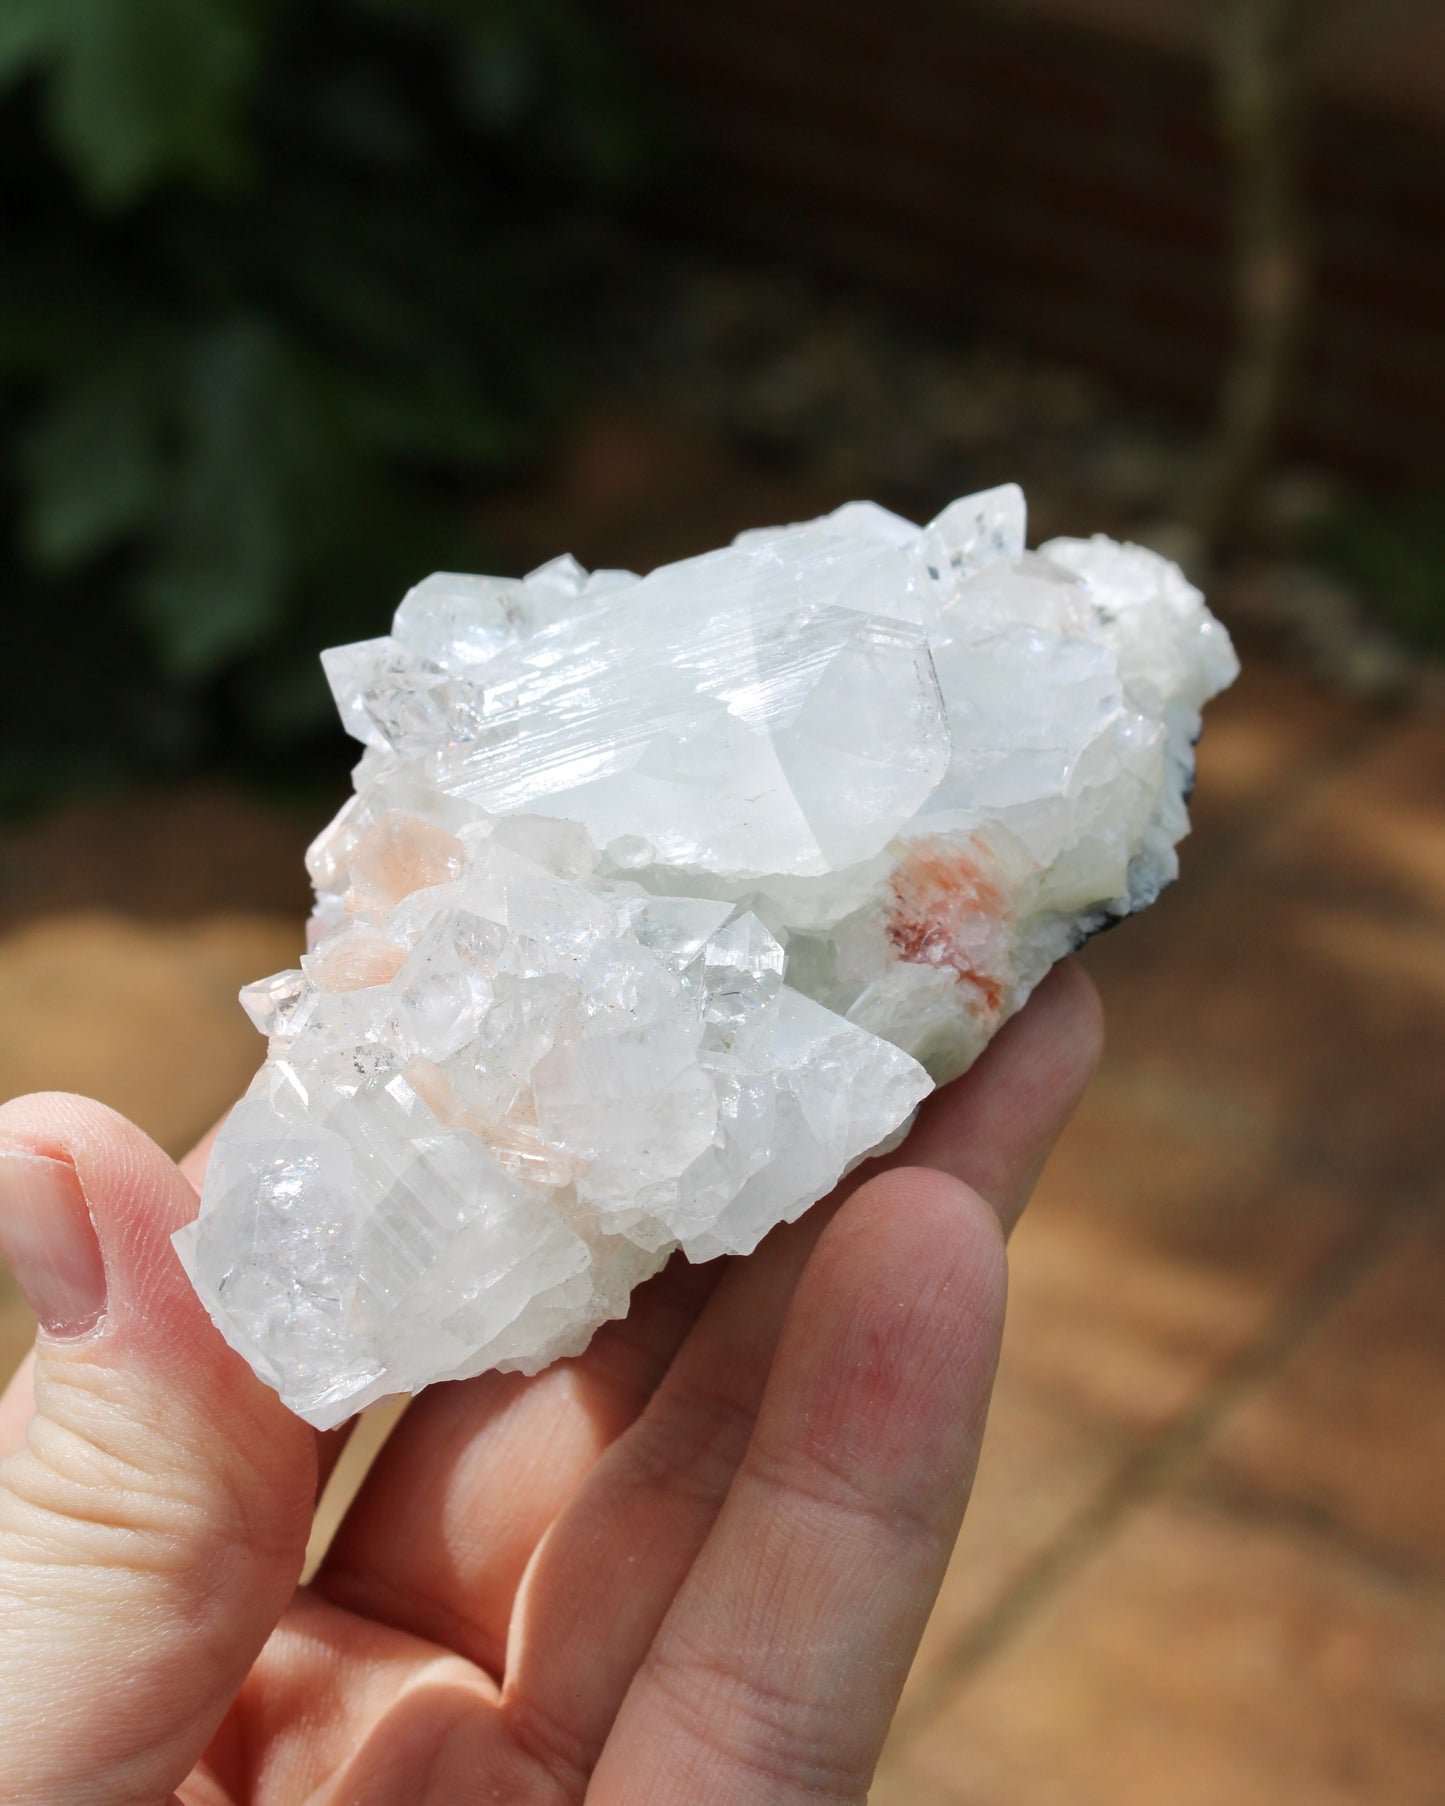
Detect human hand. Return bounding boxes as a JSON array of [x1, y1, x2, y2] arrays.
[[0, 962, 1100, 1806]]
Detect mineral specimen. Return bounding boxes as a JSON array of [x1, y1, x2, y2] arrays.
[[175, 487, 1237, 1427]]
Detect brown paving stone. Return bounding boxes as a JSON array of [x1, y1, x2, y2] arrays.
[[897, 1089, 1360, 1715], [997, 1069, 1358, 1437], [882, 702, 1445, 1798], [1251, 711, 1445, 926], [1180, 654, 1371, 870], [0, 910, 300, 1159], [0, 1270, 33, 1394], [0, 783, 321, 932], [870, 1756, 956, 1806], [878, 1492, 1445, 1806], [898, 1365, 1132, 1716], [1197, 1213, 1445, 1581], [0, 910, 304, 1393], [1082, 876, 1445, 1195]]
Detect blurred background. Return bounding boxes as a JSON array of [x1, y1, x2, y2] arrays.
[[1, 1, 1442, 1798]]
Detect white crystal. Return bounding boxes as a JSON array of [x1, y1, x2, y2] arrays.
[[176, 486, 1237, 1427]]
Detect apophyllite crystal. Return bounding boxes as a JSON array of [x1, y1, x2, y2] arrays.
[[175, 487, 1237, 1427]]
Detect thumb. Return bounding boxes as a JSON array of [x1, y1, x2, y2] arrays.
[[0, 1094, 317, 1806]]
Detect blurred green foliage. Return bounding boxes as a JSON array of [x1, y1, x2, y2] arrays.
[[0, 0, 645, 804], [1313, 488, 1445, 658]]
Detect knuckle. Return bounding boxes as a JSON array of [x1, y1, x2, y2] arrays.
[[500, 1690, 596, 1800], [643, 1627, 868, 1801], [0, 1360, 298, 1591], [745, 1430, 945, 1553], [614, 1373, 756, 1509]]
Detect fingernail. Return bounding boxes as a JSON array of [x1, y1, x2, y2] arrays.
[[0, 1150, 108, 1338]]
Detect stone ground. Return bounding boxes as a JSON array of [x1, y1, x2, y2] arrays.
[[1, 649, 1442, 1801]]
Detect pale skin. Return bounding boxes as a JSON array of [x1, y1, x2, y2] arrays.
[[0, 962, 1101, 1806]]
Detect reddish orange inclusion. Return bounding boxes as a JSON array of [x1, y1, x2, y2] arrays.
[[886, 838, 1006, 1015]]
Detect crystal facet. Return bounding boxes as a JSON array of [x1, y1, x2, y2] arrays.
[[176, 487, 1238, 1426]]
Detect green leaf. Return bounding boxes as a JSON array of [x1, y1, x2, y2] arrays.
[[236, 645, 333, 741], [455, 27, 536, 130], [133, 318, 303, 679], [39, 0, 263, 204], [136, 552, 281, 681], [18, 339, 170, 566], [0, 0, 58, 84], [1315, 489, 1445, 654], [1, 0, 644, 780]]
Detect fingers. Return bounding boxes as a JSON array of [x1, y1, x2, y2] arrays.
[[317, 961, 1101, 1708], [496, 1190, 893, 1788], [312, 1251, 722, 1676], [868, 960, 1103, 1234], [493, 965, 1098, 1764], [0, 1093, 318, 1806], [587, 1169, 1007, 1805], [201, 1589, 522, 1806]]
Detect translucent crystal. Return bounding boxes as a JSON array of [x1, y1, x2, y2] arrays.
[[177, 486, 1237, 1427]]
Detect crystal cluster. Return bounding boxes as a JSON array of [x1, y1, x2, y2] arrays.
[[175, 487, 1237, 1427]]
